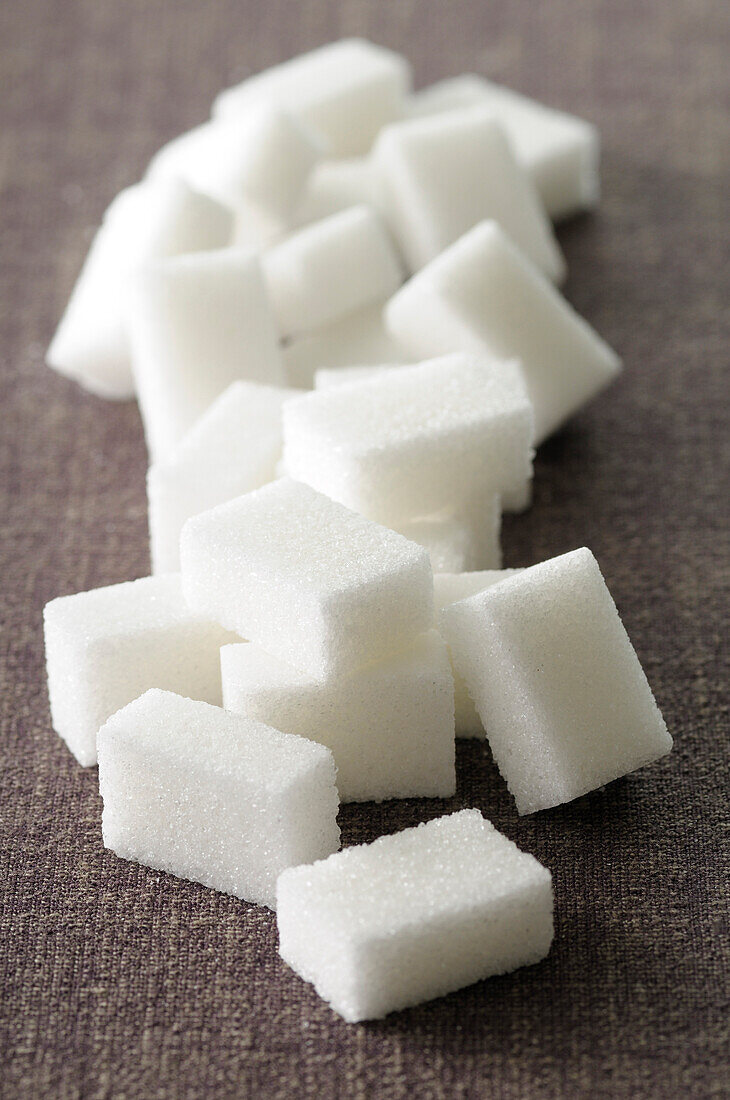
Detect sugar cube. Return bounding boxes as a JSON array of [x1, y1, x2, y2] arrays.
[[277, 809, 553, 1021], [434, 569, 522, 737], [408, 75, 600, 221], [47, 178, 233, 400], [282, 354, 533, 525], [221, 630, 455, 803], [180, 478, 434, 679], [313, 364, 403, 390], [147, 106, 324, 224], [98, 689, 340, 907], [442, 548, 673, 813], [129, 248, 285, 462], [385, 220, 621, 444], [396, 493, 502, 574], [147, 380, 300, 573], [263, 206, 403, 338], [372, 106, 565, 280], [294, 157, 384, 227], [213, 39, 411, 157], [43, 573, 239, 767], [282, 303, 410, 388]]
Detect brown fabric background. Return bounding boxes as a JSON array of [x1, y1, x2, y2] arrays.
[[1, 1, 728, 1096]]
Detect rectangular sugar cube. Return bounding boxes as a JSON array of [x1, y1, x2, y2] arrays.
[[434, 569, 522, 737], [263, 205, 403, 338], [294, 156, 385, 227], [221, 630, 455, 803], [129, 248, 285, 462], [277, 809, 553, 1021], [43, 574, 239, 767], [98, 690, 340, 908], [180, 478, 434, 679], [147, 106, 323, 224], [372, 106, 565, 280], [47, 178, 233, 400], [282, 302, 410, 389], [385, 220, 621, 444], [213, 39, 411, 158], [408, 75, 600, 221], [147, 380, 300, 573], [282, 354, 533, 525], [396, 493, 502, 574], [441, 548, 673, 813]]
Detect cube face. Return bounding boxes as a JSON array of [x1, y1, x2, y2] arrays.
[[434, 569, 522, 738], [396, 493, 502, 574], [277, 810, 553, 1021], [385, 221, 621, 444], [442, 548, 672, 813], [147, 380, 298, 573], [43, 574, 237, 767], [373, 106, 564, 281], [295, 157, 383, 227], [47, 179, 233, 400], [180, 478, 434, 679], [263, 205, 403, 338], [213, 40, 411, 157], [282, 355, 533, 525], [221, 630, 455, 803], [129, 249, 285, 463], [282, 303, 410, 388], [98, 691, 340, 908], [408, 75, 599, 220]]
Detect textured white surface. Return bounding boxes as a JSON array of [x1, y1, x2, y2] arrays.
[[180, 478, 434, 679], [43, 574, 239, 767], [433, 569, 522, 737], [277, 809, 553, 1021], [98, 690, 340, 908], [282, 303, 410, 388], [221, 630, 455, 802], [442, 548, 673, 813], [282, 354, 533, 524], [263, 205, 403, 338], [408, 75, 600, 220], [372, 106, 565, 280], [47, 179, 233, 400], [129, 249, 285, 462], [313, 364, 402, 389], [213, 39, 411, 157], [385, 221, 621, 444], [147, 106, 323, 223], [147, 380, 300, 573]]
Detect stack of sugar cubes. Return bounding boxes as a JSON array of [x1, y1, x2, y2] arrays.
[[43, 39, 673, 1021]]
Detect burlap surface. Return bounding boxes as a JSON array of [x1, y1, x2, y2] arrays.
[[1, 1, 728, 1096]]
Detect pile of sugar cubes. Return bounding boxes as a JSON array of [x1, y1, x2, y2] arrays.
[[43, 40, 673, 1023]]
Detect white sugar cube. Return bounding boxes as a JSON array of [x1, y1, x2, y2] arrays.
[[396, 493, 502, 574], [180, 478, 434, 679], [442, 548, 673, 813], [385, 221, 621, 444], [129, 248, 285, 462], [372, 106, 565, 280], [294, 157, 384, 226], [282, 303, 410, 388], [408, 75, 600, 221], [282, 354, 533, 525], [98, 689, 340, 907], [47, 178, 233, 400], [43, 574, 238, 767], [277, 809, 553, 1021], [434, 569, 522, 737], [147, 380, 300, 573], [263, 206, 403, 338], [214, 39, 411, 157], [221, 630, 455, 803], [147, 106, 324, 224]]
